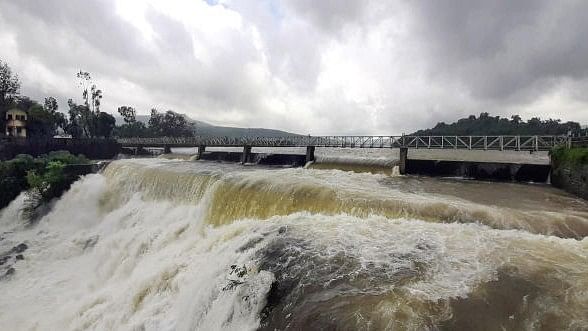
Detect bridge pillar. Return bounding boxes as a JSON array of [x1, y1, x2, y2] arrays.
[[197, 145, 206, 160], [135, 146, 147, 156], [399, 147, 408, 175], [306, 146, 315, 163], [241, 145, 252, 164], [163, 145, 172, 154]]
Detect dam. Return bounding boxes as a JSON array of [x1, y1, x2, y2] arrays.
[[121, 135, 566, 182], [1, 155, 587, 330]]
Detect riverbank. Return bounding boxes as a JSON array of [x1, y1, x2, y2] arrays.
[[0, 138, 120, 161], [0, 152, 97, 212]]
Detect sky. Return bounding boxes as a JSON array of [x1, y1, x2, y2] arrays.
[[0, 0, 587, 135]]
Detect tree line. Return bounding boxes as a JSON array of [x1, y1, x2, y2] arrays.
[[412, 112, 586, 136], [114, 106, 194, 138], [0, 59, 194, 139]]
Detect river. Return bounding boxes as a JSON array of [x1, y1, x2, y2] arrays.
[[0, 150, 587, 330]]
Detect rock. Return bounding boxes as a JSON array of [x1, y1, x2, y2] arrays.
[[0, 255, 9, 266], [11, 243, 27, 254], [0, 267, 15, 280], [15, 254, 23, 260]]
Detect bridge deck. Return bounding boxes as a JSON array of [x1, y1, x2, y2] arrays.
[[118, 135, 570, 151]]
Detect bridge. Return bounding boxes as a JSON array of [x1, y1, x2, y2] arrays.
[[118, 135, 570, 151], [118, 135, 574, 174]]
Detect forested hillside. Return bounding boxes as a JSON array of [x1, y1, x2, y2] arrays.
[[413, 113, 584, 136]]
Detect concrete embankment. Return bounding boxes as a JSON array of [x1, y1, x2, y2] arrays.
[[406, 159, 551, 182], [551, 164, 588, 199], [199, 151, 307, 167], [550, 148, 588, 199]]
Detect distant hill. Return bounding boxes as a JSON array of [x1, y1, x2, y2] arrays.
[[412, 113, 583, 136], [115, 114, 299, 137]]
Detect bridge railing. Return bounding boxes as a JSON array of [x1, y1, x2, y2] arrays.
[[117, 135, 570, 151]]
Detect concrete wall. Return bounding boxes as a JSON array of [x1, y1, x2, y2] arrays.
[[551, 163, 588, 200], [0, 138, 121, 160], [199, 151, 307, 167], [406, 159, 551, 182]]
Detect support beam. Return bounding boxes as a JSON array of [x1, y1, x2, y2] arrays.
[[241, 145, 252, 164], [306, 146, 315, 163], [163, 145, 171, 154], [399, 147, 408, 175], [197, 145, 206, 160]]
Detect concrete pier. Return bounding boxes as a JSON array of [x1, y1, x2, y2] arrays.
[[306, 146, 315, 163], [399, 147, 408, 175], [135, 146, 147, 156], [163, 146, 172, 154], [197, 145, 206, 160], [241, 146, 252, 164]]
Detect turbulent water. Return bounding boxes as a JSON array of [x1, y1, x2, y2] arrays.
[[1, 154, 587, 330]]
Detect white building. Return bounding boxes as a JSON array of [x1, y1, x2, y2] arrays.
[[5, 109, 27, 137]]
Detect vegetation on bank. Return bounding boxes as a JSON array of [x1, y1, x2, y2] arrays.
[[413, 113, 585, 136], [1, 59, 194, 140], [0, 151, 88, 217], [550, 147, 588, 166]]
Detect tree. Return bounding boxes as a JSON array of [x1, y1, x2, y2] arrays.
[[66, 71, 111, 138], [44, 97, 67, 133], [27, 103, 57, 138], [117, 106, 136, 124], [412, 113, 583, 136], [65, 99, 85, 138], [147, 109, 193, 137], [76, 71, 102, 112], [44, 97, 58, 113], [94, 112, 115, 138], [114, 105, 148, 137]]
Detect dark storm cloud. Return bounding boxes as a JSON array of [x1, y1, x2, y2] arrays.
[[411, 0, 588, 101], [0, 0, 586, 134]]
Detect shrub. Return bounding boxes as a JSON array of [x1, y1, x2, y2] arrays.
[[0, 151, 89, 211], [550, 147, 588, 166]]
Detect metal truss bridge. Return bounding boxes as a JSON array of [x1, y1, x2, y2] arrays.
[[118, 135, 571, 151]]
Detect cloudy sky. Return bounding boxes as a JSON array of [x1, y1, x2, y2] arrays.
[[1, 0, 587, 134]]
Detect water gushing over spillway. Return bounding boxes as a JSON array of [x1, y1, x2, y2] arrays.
[[1, 158, 587, 330]]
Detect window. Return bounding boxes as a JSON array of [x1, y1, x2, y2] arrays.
[[16, 127, 22, 134], [7, 114, 12, 120]]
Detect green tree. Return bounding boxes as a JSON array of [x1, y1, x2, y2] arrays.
[[95, 111, 116, 138], [65, 99, 85, 138], [413, 113, 582, 136], [147, 109, 193, 137]]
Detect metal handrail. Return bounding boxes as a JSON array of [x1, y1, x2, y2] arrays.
[[117, 135, 571, 151]]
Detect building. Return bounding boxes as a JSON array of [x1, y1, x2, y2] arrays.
[[5, 109, 27, 137]]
